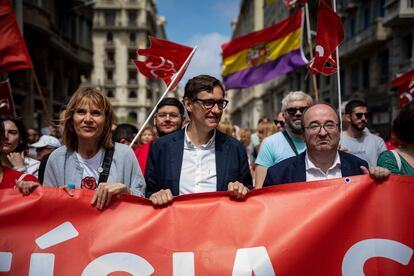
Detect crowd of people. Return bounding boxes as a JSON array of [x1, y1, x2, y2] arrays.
[[1, 74, 413, 209]]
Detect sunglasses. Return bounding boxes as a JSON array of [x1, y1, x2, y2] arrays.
[[285, 106, 309, 116], [353, 112, 370, 119], [274, 120, 285, 128]]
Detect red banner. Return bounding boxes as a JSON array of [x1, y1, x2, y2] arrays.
[[1, 175, 413, 275]]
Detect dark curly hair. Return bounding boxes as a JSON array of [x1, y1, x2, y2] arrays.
[[0, 115, 28, 152]]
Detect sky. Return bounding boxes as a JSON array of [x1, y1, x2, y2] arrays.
[[157, 0, 241, 85]]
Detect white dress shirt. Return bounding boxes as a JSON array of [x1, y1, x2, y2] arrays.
[[179, 127, 217, 195], [305, 151, 342, 181]]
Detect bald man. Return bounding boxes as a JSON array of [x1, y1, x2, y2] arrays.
[[264, 103, 390, 186]]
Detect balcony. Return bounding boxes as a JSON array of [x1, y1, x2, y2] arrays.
[[337, 0, 360, 12], [340, 18, 391, 59], [383, 0, 414, 26]]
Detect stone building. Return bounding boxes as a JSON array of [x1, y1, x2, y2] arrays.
[[9, 0, 94, 129], [91, 0, 167, 126], [228, 0, 414, 135]]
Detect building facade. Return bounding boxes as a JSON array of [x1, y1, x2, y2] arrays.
[[9, 0, 94, 129], [228, 0, 414, 136], [91, 0, 167, 126]]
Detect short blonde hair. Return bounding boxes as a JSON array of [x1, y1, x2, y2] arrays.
[[218, 121, 233, 136], [63, 87, 114, 151]]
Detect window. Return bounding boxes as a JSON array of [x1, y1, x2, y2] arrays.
[[104, 11, 116, 26], [379, 0, 385, 17], [363, 8, 370, 29], [107, 90, 115, 98], [128, 50, 136, 63], [348, 16, 355, 37], [351, 64, 359, 92], [128, 71, 137, 84], [106, 32, 113, 43], [379, 50, 389, 83], [128, 112, 137, 121], [128, 90, 137, 98], [107, 50, 114, 64], [146, 89, 152, 100], [129, 32, 136, 44], [107, 70, 113, 81], [128, 11, 137, 27], [340, 69, 345, 96], [362, 59, 370, 88], [402, 34, 413, 60]]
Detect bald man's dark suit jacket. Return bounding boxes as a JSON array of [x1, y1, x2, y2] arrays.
[[263, 151, 369, 186], [145, 129, 253, 197]]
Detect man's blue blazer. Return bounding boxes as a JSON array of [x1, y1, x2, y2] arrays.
[[145, 129, 253, 197], [263, 151, 369, 186]]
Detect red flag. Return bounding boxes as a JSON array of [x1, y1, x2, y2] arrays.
[[308, 0, 344, 75], [0, 0, 33, 73], [0, 78, 15, 115], [392, 68, 414, 106], [134, 37, 193, 90], [283, 0, 307, 9]]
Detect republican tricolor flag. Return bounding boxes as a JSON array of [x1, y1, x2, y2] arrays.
[[221, 10, 307, 89]]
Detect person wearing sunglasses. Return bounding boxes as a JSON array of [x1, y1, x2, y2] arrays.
[[145, 75, 253, 205], [341, 100, 386, 166], [255, 91, 313, 188], [264, 103, 390, 186]]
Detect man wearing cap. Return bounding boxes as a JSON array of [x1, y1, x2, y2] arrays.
[[32, 135, 61, 183]]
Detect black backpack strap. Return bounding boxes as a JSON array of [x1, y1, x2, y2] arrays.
[[98, 144, 115, 184], [282, 130, 299, 156]]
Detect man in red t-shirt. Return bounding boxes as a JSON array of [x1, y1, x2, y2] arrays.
[[134, 98, 185, 174]]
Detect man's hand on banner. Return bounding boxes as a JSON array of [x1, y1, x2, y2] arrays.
[[90, 183, 129, 210], [228, 181, 249, 200], [361, 166, 390, 182], [149, 188, 173, 206]]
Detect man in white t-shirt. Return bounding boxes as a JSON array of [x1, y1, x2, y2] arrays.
[[255, 91, 313, 188], [340, 100, 386, 166]]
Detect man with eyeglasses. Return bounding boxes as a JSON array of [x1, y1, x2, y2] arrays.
[[263, 104, 390, 186], [255, 91, 313, 188], [340, 100, 386, 166], [145, 75, 253, 205], [134, 97, 185, 174]]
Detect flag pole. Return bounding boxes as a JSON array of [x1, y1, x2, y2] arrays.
[[129, 46, 198, 147], [332, 0, 343, 123], [305, 3, 319, 102], [32, 70, 54, 127]]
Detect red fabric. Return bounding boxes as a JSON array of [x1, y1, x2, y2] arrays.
[[392, 68, 414, 106], [0, 78, 15, 115], [283, 0, 307, 9], [134, 139, 154, 175], [308, 0, 344, 76], [0, 165, 39, 189], [0, 0, 33, 73], [385, 140, 398, 150], [1, 175, 413, 275], [134, 37, 193, 90]]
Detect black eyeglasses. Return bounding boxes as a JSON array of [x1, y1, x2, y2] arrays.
[[285, 106, 309, 116], [193, 98, 229, 110], [353, 112, 370, 119], [274, 120, 285, 128], [305, 122, 339, 133]]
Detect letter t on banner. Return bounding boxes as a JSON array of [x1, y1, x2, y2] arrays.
[[130, 37, 196, 147]]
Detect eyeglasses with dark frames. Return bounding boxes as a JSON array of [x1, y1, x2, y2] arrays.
[[353, 112, 370, 119], [193, 98, 229, 110], [304, 122, 339, 133], [273, 120, 285, 128], [285, 106, 309, 116]]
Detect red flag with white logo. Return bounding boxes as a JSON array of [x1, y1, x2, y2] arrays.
[[0, 0, 33, 73], [134, 37, 193, 90], [308, 0, 344, 75], [392, 68, 414, 106]]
